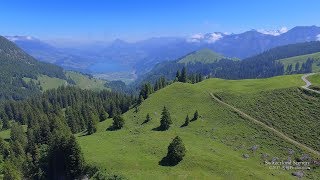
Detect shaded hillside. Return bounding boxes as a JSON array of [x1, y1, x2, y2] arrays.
[[0, 36, 66, 100]]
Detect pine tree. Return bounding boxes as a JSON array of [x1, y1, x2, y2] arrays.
[[160, 106, 172, 130], [87, 117, 97, 135], [180, 67, 187, 83], [10, 122, 27, 148], [2, 114, 10, 130], [66, 136, 85, 179], [48, 134, 85, 179], [99, 111, 108, 122], [112, 115, 125, 130], [138, 95, 144, 105], [176, 70, 181, 81], [166, 136, 186, 165]]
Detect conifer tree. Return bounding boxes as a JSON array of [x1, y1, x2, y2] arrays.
[[180, 67, 187, 83], [87, 117, 97, 135], [99, 111, 108, 122], [160, 106, 172, 130], [166, 136, 186, 165], [138, 95, 144, 105], [1, 115, 10, 130], [112, 115, 125, 130], [176, 70, 181, 81]]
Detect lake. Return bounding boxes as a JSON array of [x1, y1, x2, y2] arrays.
[[88, 62, 131, 73]]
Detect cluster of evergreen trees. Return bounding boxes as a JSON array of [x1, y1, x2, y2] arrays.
[[0, 86, 134, 178], [175, 67, 203, 83], [285, 58, 314, 74], [138, 76, 169, 104], [1, 117, 85, 179]]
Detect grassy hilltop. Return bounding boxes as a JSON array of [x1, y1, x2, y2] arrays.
[[77, 74, 320, 179]]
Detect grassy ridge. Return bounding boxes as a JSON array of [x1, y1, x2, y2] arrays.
[[278, 52, 320, 72], [77, 75, 319, 179], [178, 48, 238, 64]]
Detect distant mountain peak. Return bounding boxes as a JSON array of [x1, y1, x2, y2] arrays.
[[177, 48, 236, 64]]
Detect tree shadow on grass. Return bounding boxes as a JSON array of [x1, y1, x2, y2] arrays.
[[152, 126, 163, 131], [78, 130, 89, 137], [180, 123, 188, 128], [106, 125, 118, 131], [141, 120, 149, 125], [158, 156, 179, 166], [190, 118, 197, 122]]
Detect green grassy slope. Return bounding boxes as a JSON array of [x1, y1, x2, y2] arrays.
[[278, 52, 320, 72], [65, 71, 107, 91], [24, 71, 109, 91], [77, 74, 319, 179], [178, 48, 238, 64], [308, 73, 320, 86]]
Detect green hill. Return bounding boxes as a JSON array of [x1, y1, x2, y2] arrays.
[[77, 74, 320, 179], [0, 36, 67, 100], [278, 52, 320, 72], [178, 48, 237, 64]]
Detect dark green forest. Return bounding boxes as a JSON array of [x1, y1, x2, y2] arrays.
[[0, 86, 134, 179]]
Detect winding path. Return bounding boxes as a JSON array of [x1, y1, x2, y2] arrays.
[[209, 92, 320, 157], [301, 73, 320, 94]]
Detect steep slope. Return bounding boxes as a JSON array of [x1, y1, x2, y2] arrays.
[[0, 36, 67, 100], [78, 74, 320, 179], [0, 36, 109, 100]]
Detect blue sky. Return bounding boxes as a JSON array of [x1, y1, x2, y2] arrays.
[[1, 0, 320, 42]]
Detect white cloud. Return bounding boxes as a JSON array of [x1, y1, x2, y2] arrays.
[[279, 27, 288, 34], [317, 34, 320, 41], [206, 33, 223, 43], [257, 27, 288, 36], [187, 33, 204, 43], [187, 33, 224, 43]]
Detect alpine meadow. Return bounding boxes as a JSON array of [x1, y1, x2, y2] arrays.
[[0, 0, 320, 179]]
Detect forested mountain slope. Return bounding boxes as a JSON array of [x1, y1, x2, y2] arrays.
[[0, 36, 109, 100], [0, 36, 66, 100]]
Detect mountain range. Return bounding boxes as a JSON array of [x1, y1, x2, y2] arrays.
[[5, 26, 320, 80]]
